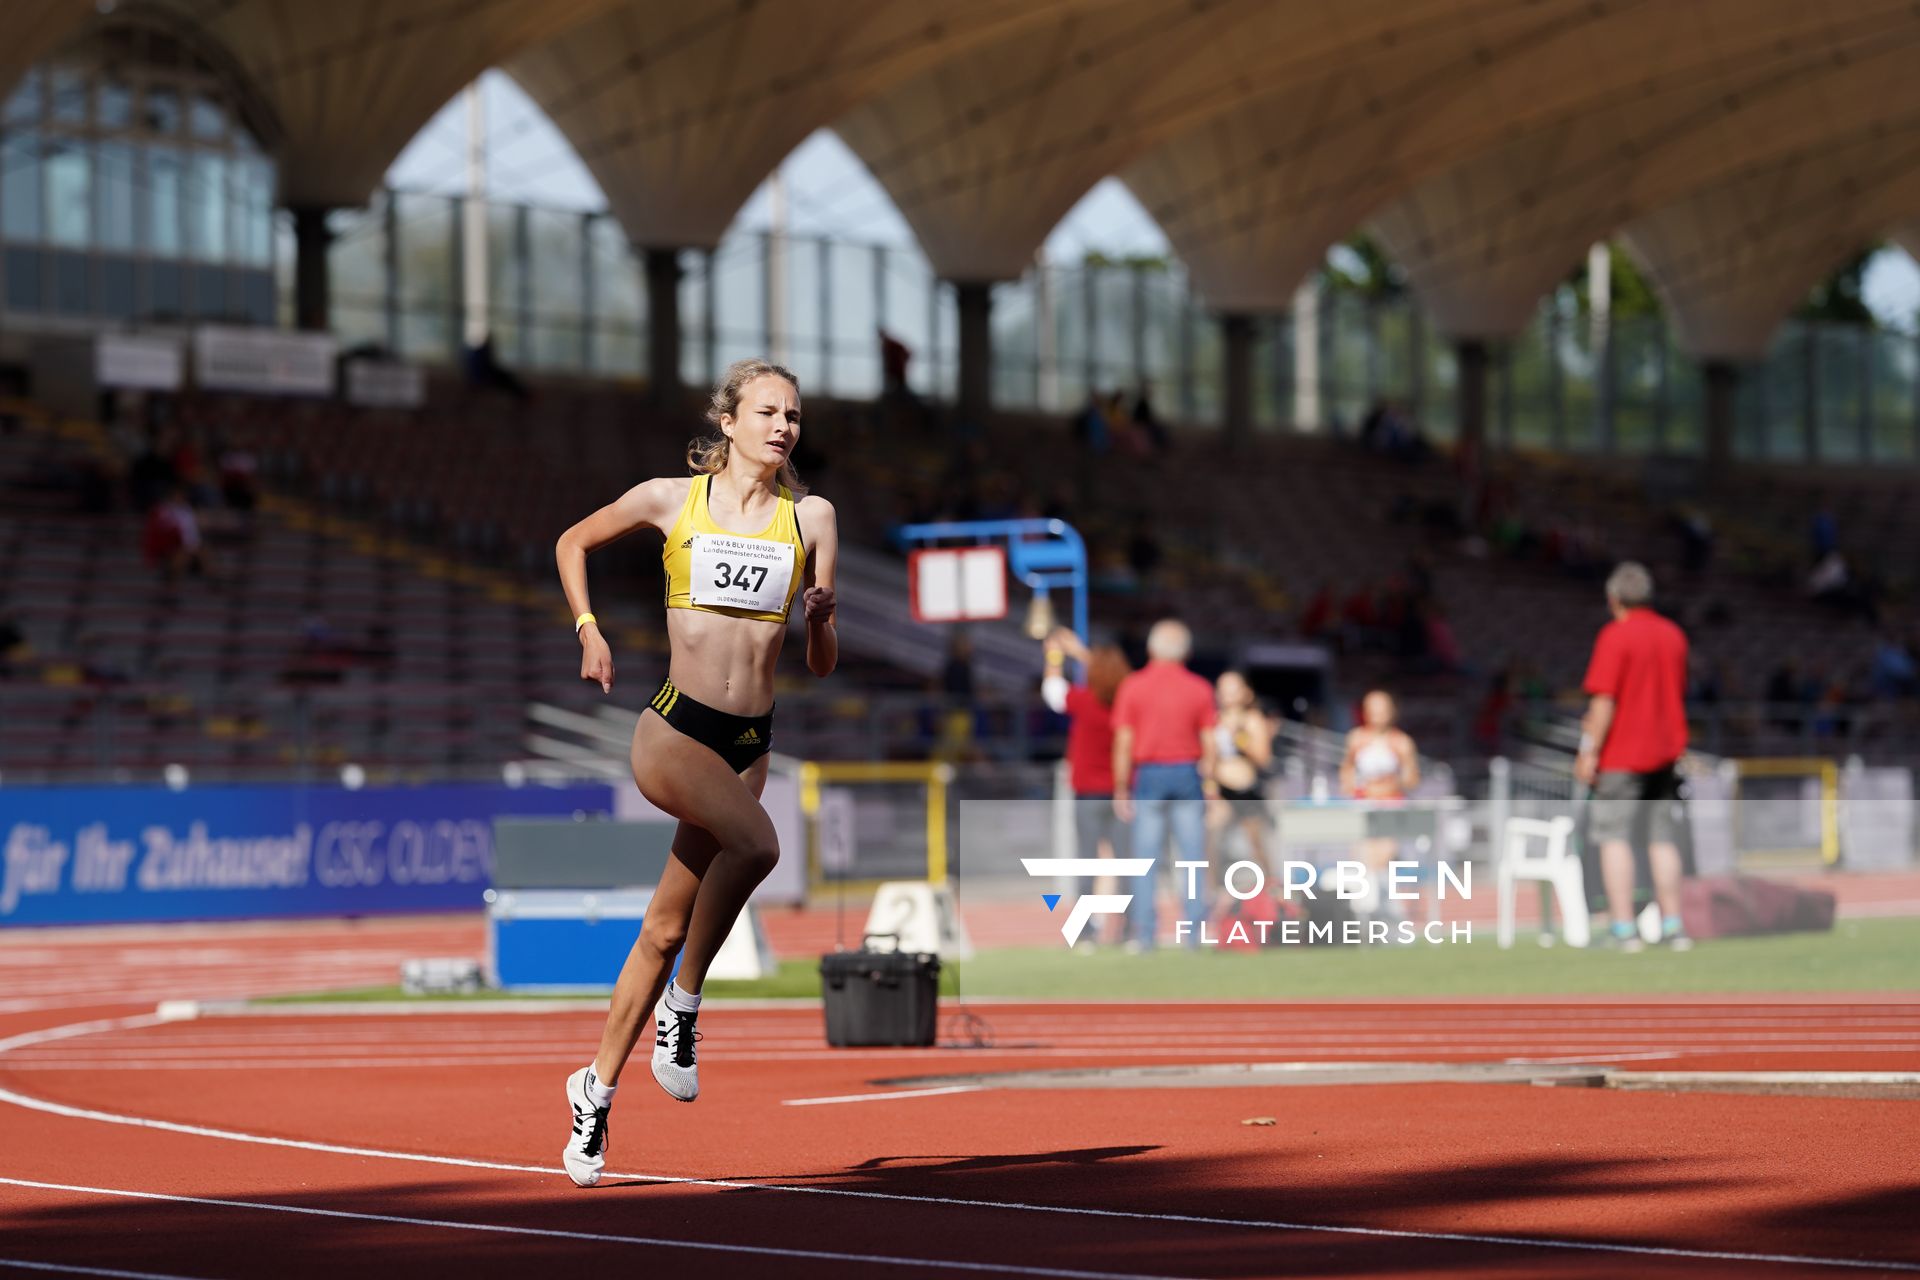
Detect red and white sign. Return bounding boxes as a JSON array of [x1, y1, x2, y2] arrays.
[[909, 546, 1007, 623]]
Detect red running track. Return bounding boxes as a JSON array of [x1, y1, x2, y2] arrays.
[[1, 916, 1917, 1280]]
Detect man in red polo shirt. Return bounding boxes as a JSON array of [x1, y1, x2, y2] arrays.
[[1574, 562, 1692, 951], [1111, 619, 1218, 950]]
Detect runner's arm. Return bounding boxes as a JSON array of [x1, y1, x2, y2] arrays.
[[799, 495, 838, 677], [555, 478, 681, 693]]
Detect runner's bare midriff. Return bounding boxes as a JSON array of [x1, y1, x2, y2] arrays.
[[662, 606, 786, 715]]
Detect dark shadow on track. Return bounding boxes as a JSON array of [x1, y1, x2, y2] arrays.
[[1, 1152, 1914, 1279]]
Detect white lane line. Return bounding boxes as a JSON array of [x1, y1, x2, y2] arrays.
[[22, 1028, 1920, 1056], [783, 1085, 985, 1106], [0, 1258, 212, 1280], [2, 1053, 1917, 1273], [0, 1178, 1192, 1280], [1507, 1051, 1680, 1066], [10, 1044, 1918, 1071], [0, 1016, 165, 1058], [54, 1022, 1920, 1050]]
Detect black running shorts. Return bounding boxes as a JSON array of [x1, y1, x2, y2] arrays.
[[645, 677, 774, 774]]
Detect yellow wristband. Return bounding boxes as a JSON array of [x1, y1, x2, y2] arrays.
[[574, 612, 597, 634]]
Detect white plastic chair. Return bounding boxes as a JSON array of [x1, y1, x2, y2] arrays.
[[1496, 816, 1589, 949]]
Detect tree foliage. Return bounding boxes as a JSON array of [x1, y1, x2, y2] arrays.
[[1795, 245, 1879, 325]]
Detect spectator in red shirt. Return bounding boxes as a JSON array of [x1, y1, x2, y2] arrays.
[[1041, 628, 1134, 946], [1574, 562, 1693, 951], [1111, 619, 1218, 950]]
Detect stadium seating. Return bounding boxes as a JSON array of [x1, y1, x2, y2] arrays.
[[5, 376, 1911, 777]]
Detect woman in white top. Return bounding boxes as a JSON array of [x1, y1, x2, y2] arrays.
[[1339, 690, 1421, 922]]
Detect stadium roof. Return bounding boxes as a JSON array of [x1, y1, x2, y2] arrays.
[[13, 0, 1920, 359]]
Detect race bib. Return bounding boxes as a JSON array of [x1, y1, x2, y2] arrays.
[[688, 534, 796, 613]]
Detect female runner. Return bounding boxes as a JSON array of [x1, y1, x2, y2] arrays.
[[554, 359, 837, 1187], [1338, 689, 1421, 929], [1206, 670, 1275, 877]]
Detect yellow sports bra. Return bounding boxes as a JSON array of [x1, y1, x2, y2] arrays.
[[662, 474, 808, 624]]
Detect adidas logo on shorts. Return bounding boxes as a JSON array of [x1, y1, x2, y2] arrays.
[[733, 727, 760, 746]]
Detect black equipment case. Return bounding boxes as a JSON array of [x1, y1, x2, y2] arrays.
[[820, 935, 941, 1047]]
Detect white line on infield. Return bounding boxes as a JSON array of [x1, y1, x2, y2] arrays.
[[783, 1085, 985, 1106], [5, 1016, 1919, 1273], [0, 1259, 211, 1280], [0, 1178, 1193, 1280]]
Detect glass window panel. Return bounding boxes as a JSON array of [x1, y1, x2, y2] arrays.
[[147, 145, 182, 254], [1555, 294, 1599, 451], [189, 151, 224, 259], [1, 130, 43, 239], [990, 275, 1037, 410], [5, 246, 41, 309], [1664, 329, 1702, 456], [1508, 306, 1555, 448], [4, 69, 41, 124], [144, 86, 180, 136], [1423, 323, 1457, 443], [251, 159, 276, 266], [929, 279, 957, 402], [95, 140, 135, 249], [1051, 264, 1089, 410], [48, 67, 86, 124], [1139, 268, 1183, 409], [189, 92, 225, 141], [1815, 323, 1868, 463], [1870, 329, 1916, 463], [709, 234, 766, 372], [97, 77, 132, 129], [1324, 291, 1370, 429], [1091, 264, 1134, 392], [485, 199, 523, 358], [43, 135, 89, 247], [1374, 300, 1414, 407], [53, 249, 88, 313], [148, 259, 181, 318], [227, 150, 249, 264], [396, 190, 457, 362], [191, 263, 227, 319], [827, 241, 878, 399], [328, 202, 385, 350], [1610, 316, 1662, 455], [273, 213, 295, 327], [1186, 295, 1222, 428], [678, 249, 710, 388], [587, 214, 642, 376], [100, 256, 135, 316], [1252, 314, 1288, 430], [882, 246, 934, 395], [780, 233, 823, 391], [528, 206, 585, 370], [243, 270, 273, 325], [1757, 324, 1810, 461]]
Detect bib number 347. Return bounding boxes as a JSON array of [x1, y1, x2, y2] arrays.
[[712, 560, 768, 593], [689, 534, 794, 612]]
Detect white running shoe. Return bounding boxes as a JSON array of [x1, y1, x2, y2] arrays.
[[562, 1066, 611, 1187], [652, 1000, 700, 1102]]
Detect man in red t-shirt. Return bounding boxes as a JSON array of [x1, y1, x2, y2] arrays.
[[1111, 619, 1218, 949], [1574, 562, 1692, 951]]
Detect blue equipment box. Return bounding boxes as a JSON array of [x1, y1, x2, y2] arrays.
[[487, 889, 654, 990]]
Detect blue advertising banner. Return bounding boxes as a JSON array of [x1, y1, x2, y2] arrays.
[[0, 782, 614, 926]]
